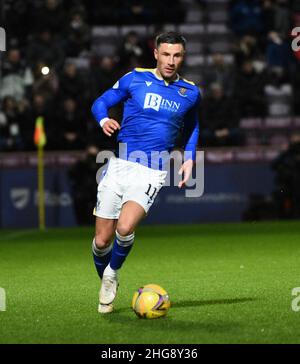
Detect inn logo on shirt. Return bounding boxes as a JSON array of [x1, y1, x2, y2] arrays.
[[143, 93, 180, 112]]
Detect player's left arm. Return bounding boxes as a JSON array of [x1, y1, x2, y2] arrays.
[[178, 91, 200, 188]]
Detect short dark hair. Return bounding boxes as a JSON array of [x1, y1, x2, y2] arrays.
[[155, 31, 186, 50]]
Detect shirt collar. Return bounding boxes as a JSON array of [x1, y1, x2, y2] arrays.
[[154, 68, 180, 83]]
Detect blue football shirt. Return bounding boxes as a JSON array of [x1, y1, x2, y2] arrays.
[[91, 68, 201, 170]]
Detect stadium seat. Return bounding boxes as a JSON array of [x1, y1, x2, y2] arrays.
[[206, 54, 234, 65], [264, 117, 292, 129], [186, 41, 205, 54], [185, 55, 205, 67], [162, 24, 178, 32], [293, 117, 300, 127], [185, 9, 204, 23], [239, 118, 263, 129], [206, 23, 230, 34], [206, 0, 230, 12], [92, 43, 117, 57], [65, 58, 90, 70], [91, 26, 119, 47], [91, 26, 119, 37], [244, 133, 262, 146], [207, 10, 229, 23], [120, 25, 148, 36], [178, 24, 205, 35], [269, 134, 289, 146], [207, 40, 232, 54]]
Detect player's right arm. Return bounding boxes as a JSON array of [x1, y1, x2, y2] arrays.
[[91, 71, 134, 137], [178, 90, 201, 188]]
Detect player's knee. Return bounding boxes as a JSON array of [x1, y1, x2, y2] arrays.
[[116, 223, 134, 237], [94, 235, 111, 249]]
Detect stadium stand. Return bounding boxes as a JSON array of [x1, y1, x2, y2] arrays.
[[1, 0, 298, 152], [0, 0, 299, 223]]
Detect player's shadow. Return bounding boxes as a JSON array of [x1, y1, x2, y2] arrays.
[[100, 297, 256, 336], [171, 297, 257, 309], [110, 296, 256, 315]]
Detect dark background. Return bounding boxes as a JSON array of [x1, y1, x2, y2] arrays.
[[0, 0, 300, 226]]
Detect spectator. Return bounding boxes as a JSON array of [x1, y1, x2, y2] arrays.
[[0, 97, 24, 151], [266, 31, 293, 70], [119, 0, 155, 25], [84, 0, 120, 25], [272, 133, 300, 218], [69, 144, 100, 225], [3, 1, 29, 45], [292, 0, 300, 12], [229, 0, 264, 36], [80, 0, 184, 25], [0, 0, 297, 153], [292, 62, 300, 114], [234, 60, 266, 117], [27, 29, 65, 71], [234, 35, 262, 68], [264, 67, 293, 117], [32, 62, 59, 103], [262, 0, 291, 38], [25, 94, 58, 150], [59, 62, 87, 105], [30, 0, 66, 36], [155, 0, 186, 24], [271, 0, 291, 39], [143, 26, 164, 68], [202, 53, 235, 97], [90, 56, 119, 99], [118, 31, 145, 72], [64, 11, 91, 57], [0, 48, 34, 102], [262, 0, 276, 35], [201, 83, 241, 146], [59, 98, 86, 150]]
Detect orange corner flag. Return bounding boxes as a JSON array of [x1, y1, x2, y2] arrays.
[[34, 116, 47, 147]]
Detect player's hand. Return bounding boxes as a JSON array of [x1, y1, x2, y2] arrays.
[[102, 119, 120, 137], [178, 159, 194, 188]]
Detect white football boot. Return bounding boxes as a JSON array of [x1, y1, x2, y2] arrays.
[[98, 302, 114, 314], [98, 274, 118, 313]]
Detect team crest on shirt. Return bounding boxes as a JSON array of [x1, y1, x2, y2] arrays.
[[178, 87, 187, 97]]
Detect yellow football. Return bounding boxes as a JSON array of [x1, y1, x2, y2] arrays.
[[132, 284, 171, 319]]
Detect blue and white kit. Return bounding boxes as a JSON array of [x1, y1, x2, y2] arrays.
[[91, 68, 201, 217]]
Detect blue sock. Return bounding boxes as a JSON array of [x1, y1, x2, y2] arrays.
[[92, 238, 112, 279], [109, 231, 135, 271]]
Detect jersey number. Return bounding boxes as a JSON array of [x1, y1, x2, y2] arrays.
[[145, 184, 157, 200]]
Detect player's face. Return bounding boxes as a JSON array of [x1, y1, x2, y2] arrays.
[[154, 43, 185, 81]]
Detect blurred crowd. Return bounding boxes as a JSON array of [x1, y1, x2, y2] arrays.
[[0, 0, 186, 152], [200, 0, 300, 147], [0, 0, 300, 152]]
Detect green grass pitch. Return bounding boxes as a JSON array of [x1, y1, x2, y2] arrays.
[[0, 221, 300, 344]]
